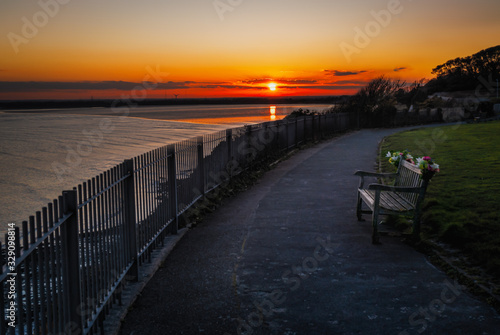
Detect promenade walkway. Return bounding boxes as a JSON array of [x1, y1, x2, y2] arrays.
[[117, 128, 500, 335]]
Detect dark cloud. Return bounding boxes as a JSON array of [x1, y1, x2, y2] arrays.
[[298, 85, 363, 90], [0, 81, 192, 92], [0, 78, 363, 94], [192, 81, 230, 85], [278, 79, 317, 84], [323, 70, 367, 76], [196, 84, 268, 90], [393, 67, 408, 72], [240, 78, 317, 85], [240, 78, 273, 84], [326, 80, 368, 86]]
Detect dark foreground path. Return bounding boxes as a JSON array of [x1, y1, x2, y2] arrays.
[[118, 128, 500, 335]]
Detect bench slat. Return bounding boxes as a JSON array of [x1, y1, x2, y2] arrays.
[[359, 189, 415, 212], [396, 165, 423, 205], [386, 192, 415, 211]]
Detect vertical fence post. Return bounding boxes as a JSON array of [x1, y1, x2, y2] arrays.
[[226, 129, 233, 177], [303, 116, 307, 143], [0, 241, 4, 335], [294, 117, 299, 148], [320, 114, 324, 139], [226, 129, 232, 162], [61, 190, 82, 334], [124, 159, 138, 282], [225, 129, 235, 179], [263, 122, 269, 156], [313, 115, 317, 141], [197, 136, 205, 196], [245, 125, 252, 167], [12, 227, 22, 335], [285, 119, 289, 151], [167, 144, 178, 234]]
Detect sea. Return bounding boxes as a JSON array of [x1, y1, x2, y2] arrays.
[[0, 103, 332, 235]]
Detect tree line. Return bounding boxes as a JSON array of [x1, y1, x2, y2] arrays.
[[311, 45, 500, 127]]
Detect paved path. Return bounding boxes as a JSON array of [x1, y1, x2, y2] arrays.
[[118, 128, 500, 335]]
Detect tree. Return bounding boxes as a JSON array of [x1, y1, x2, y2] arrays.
[[395, 79, 428, 107], [429, 45, 500, 92], [332, 76, 405, 127]]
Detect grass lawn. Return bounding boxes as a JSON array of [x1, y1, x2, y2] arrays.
[[379, 121, 500, 277]]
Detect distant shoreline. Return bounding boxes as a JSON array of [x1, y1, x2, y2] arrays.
[[0, 103, 335, 125], [0, 95, 346, 110]]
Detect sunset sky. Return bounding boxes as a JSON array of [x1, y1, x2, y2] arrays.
[[0, 0, 499, 100]]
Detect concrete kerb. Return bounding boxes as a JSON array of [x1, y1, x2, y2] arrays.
[[104, 228, 189, 335]]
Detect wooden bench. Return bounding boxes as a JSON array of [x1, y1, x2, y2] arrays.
[[354, 160, 429, 244]]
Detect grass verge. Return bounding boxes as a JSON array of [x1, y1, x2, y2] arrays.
[[379, 121, 500, 307]]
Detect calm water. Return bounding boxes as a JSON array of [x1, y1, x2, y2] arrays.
[[0, 104, 331, 235]]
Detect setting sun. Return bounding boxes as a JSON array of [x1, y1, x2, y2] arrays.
[[1, 0, 499, 101]]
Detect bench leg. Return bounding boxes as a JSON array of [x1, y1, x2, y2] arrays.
[[356, 195, 363, 221], [412, 209, 422, 241], [372, 208, 381, 245]]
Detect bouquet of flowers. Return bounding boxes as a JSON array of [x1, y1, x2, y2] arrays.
[[386, 150, 414, 168], [386, 150, 440, 180], [416, 156, 440, 180]]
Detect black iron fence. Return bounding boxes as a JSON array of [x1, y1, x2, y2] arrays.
[[0, 112, 351, 334]]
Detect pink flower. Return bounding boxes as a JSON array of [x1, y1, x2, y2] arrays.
[[423, 156, 431, 161]]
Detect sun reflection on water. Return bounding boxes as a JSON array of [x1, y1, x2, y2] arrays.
[[270, 105, 276, 120]]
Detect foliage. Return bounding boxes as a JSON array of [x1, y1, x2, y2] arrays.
[[380, 121, 500, 276], [395, 79, 428, 107], [285, 108, 320, 119], [427, 45, 500, 92], [477, 101, 495, 117], [328, 46, 498, 127], [332, 76, 405, 127], [359, 76, 406, 105], [328, 45, 499, 128]]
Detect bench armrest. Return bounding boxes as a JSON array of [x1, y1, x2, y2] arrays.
[[354, 171, 398, 188], [354, 171, 398, 178], [368, 183, 422, 193]]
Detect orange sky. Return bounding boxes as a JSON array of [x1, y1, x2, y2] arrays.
[[0, 0, 499, 100]]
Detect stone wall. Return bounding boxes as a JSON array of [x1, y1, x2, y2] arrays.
[[441, 107, 465, 122], [494, 104, 500, 116]]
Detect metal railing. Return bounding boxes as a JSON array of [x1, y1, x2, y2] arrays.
[[0, 112, 352, 334]]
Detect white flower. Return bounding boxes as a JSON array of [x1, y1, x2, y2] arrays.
[[431, 163, 439, 170], [407, 154, 413, 159], [386, 151, 392, 158]]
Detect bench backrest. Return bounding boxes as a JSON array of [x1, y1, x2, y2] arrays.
[[395, 160, 425, 205]]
